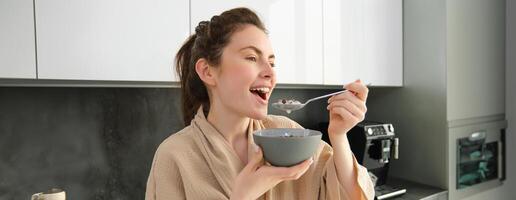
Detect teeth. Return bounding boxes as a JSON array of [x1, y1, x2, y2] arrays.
[[250, 87, 270, 93]]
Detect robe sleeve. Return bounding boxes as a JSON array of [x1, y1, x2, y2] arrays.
[[264, 115, 375, 199], [318, 143, 375, 200], [145, 144, 186, 200], [281, 116, 375, 199]]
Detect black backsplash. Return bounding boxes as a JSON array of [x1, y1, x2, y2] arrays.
[[0, 87, 331, 199]]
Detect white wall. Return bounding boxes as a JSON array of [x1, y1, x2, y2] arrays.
[[465, 0, 516, 199]]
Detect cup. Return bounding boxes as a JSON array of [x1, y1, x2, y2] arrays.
[[31, 188, 66, 200]]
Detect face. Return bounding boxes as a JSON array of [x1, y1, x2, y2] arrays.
[[210, 25, 276, 119]]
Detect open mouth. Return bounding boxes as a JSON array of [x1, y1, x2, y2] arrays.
[[250, 87, 270, 101]]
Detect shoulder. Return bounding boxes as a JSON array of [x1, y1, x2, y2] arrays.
[[262, 115, 304, 129], [153, 126, 197, 163], [147, 126, 197, 194]]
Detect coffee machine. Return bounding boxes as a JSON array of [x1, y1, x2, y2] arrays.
[[315, 121, 406, 199]]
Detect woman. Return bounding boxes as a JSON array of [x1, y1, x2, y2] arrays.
[[146, 7, 374, 200]]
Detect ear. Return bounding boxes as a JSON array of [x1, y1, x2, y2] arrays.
[[195, 58, 217, 86]]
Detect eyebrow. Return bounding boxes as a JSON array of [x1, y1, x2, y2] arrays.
[[239, 46, 275, 59]]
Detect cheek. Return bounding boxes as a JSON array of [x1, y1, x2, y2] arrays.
[[221, 63, 256, 85]]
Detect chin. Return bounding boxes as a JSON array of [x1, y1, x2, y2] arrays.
[[247, 108, 268, 120]]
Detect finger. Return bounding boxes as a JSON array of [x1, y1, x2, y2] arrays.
[[330, 107, 360, 122], [245, 143, 264, 171], [327, 100, 364, 119], [328, 92, 367, 112], [344, 81, 368, 100], [329, 104, 362, 121], [344, 81, 369, 101], [276, 158, 313, 180], [261, 157, 312, 180], [284, 159, 313, 180]]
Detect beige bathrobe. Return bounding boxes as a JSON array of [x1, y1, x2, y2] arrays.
[[146, 107, 374, 200]]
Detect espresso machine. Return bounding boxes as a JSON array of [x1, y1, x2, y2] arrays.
[[315, 121, 406, 200]]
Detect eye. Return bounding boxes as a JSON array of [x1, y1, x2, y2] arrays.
[[269, 62, 275, 68], [246, 56, 257, 62]]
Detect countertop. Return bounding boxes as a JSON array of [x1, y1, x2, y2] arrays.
[[384, 177, 448, 200]]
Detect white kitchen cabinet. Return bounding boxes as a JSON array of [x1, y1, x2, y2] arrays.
[[323, 0, 403, 86], [0, 0, 37, 79], [35, 0, 189, 82], [190, 0, 324, 85]]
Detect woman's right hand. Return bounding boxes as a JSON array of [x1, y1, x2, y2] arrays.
[[230, 144, 314, 200]]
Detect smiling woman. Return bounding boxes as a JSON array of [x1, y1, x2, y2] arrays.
[[145, 7, 374, 200]]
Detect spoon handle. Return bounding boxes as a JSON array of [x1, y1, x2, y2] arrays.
[[305, 90, 347, 104]]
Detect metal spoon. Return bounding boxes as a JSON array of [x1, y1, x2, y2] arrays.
[[272, 83, 371, 114], [272, 90, 349, 114]]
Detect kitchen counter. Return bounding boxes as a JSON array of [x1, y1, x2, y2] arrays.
[[384, 177, 448, 200]]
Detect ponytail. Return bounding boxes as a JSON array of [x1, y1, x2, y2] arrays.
[[176, 34, 209, 126]]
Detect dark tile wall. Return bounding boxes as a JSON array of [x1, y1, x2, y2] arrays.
[[0, 87, 333, 200]]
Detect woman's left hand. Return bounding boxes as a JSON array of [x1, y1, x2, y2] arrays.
[[327, 79, 369, 138]]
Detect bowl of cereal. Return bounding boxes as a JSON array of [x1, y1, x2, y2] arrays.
[[253, 128, 322, 167]]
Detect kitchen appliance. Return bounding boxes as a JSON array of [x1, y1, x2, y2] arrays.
[[447, 119, 506, 199], [315, 121, 406, 199]]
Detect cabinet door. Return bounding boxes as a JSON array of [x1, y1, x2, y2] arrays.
[[447, 0, 506, 120], [190, 0, 324, 85], [323, 0, 402, 86], [35, 0, 189, 82], [0, 0, 36, 79]]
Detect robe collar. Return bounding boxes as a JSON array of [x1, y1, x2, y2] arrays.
[[191, 106, 265, 197]]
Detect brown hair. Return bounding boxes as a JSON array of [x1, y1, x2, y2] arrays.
[[175, 7, 267, 126]]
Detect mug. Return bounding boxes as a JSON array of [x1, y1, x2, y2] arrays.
[[31, 188, 66, 200]]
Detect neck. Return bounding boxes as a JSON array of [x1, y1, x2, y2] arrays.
[[206, 101, 250, 144]]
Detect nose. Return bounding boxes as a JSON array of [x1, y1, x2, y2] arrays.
[[260, 61, 275, 79]]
